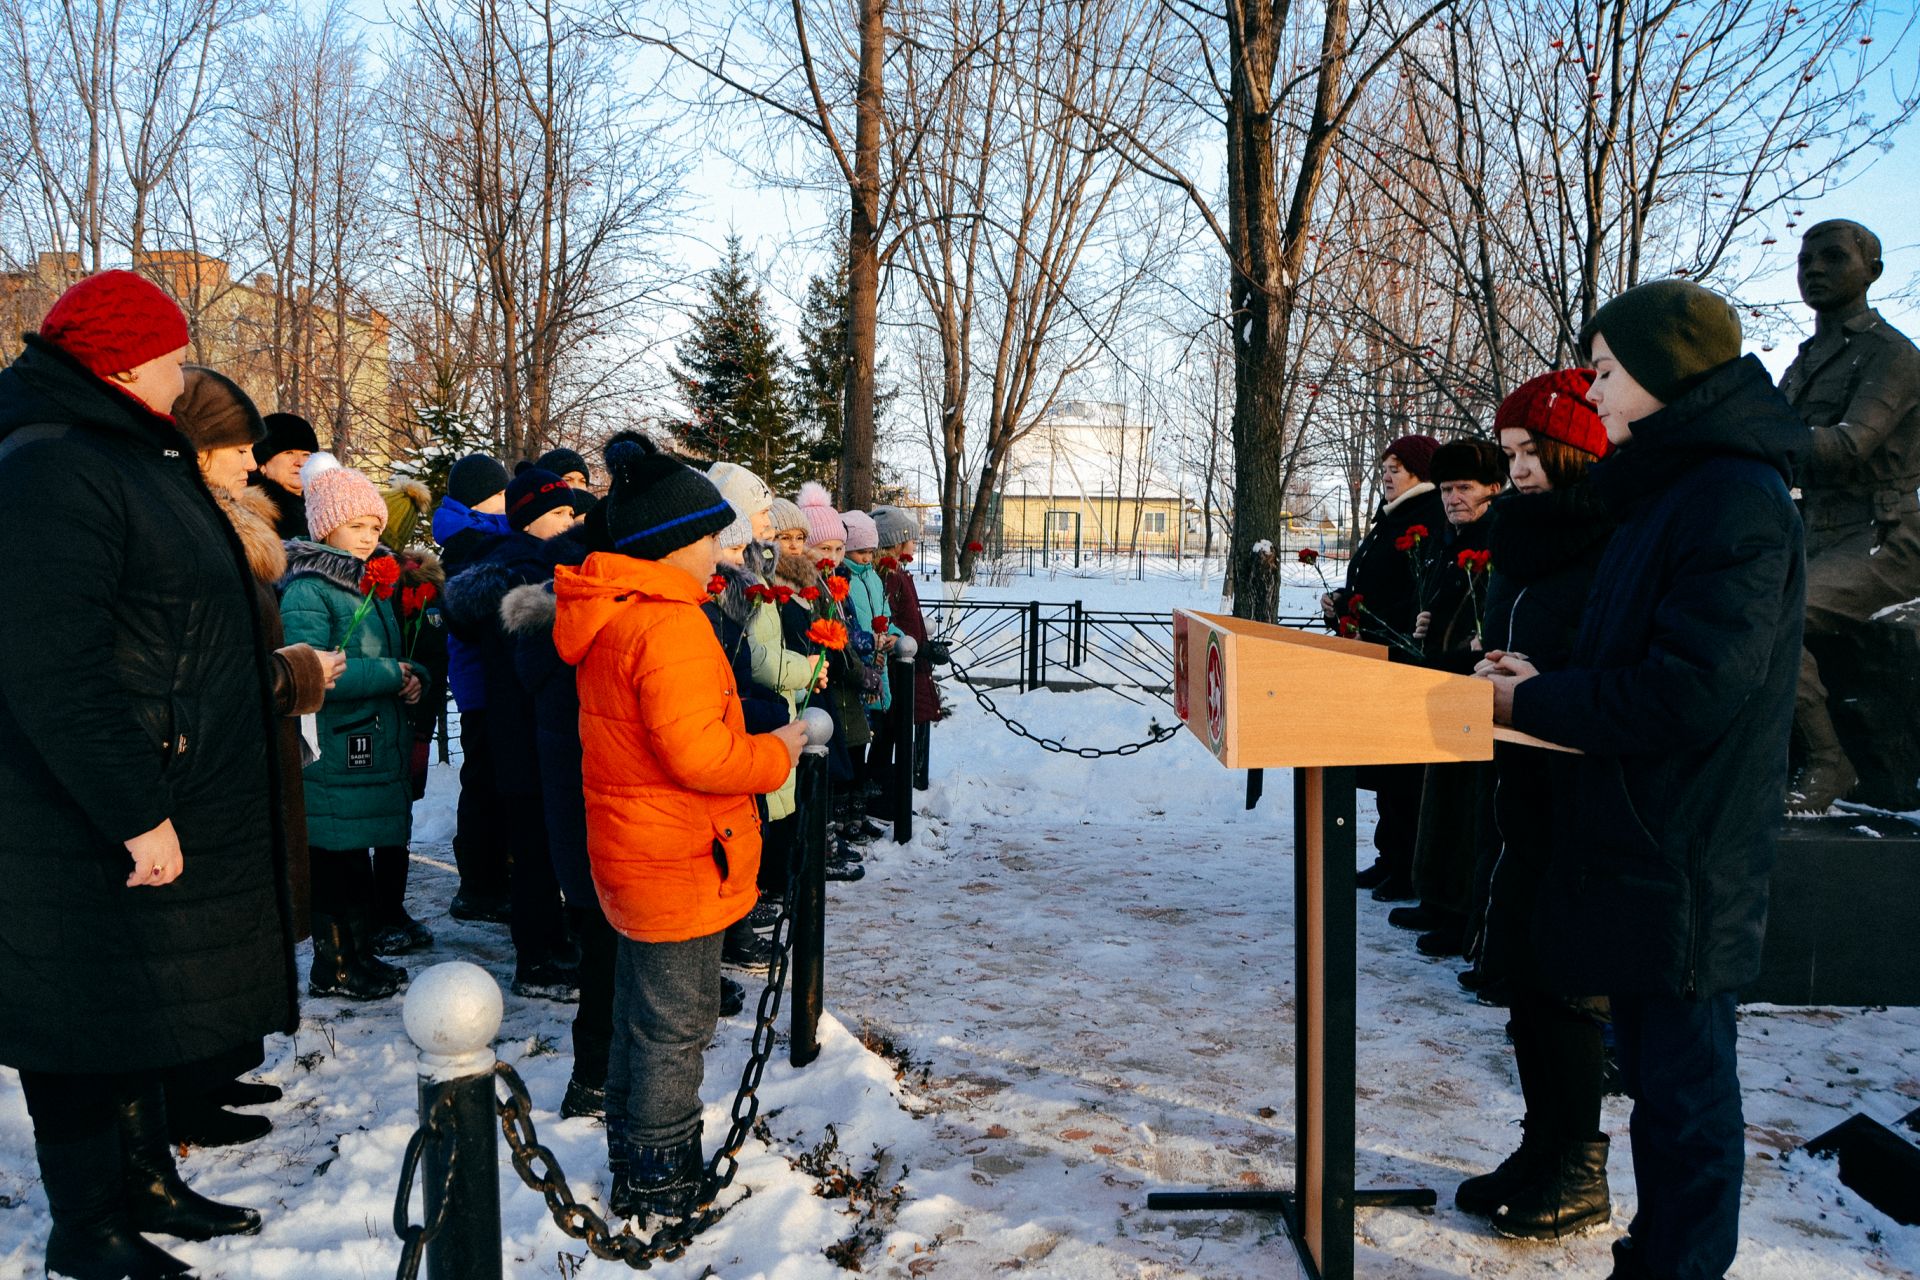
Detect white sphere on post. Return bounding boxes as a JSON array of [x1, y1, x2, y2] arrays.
[[404, 961, 503, 1081]]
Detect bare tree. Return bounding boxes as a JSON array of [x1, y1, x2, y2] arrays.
[[0, 0, 242, 273], [893, 0, 1180, 579], [394, 0, 683, 462], [1075, 0, 1451, 620], [614, 0, 955, 510], [1338, 0, 1919, 405]]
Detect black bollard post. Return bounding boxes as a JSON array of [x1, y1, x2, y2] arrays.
[[402, 962, 504, 1280], [789, 708, 833, 1068], [913, 714, 931, 792], [889, 635, 918, 843]]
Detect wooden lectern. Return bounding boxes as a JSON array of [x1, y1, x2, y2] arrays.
[[1149, 609, 1532, 1279]]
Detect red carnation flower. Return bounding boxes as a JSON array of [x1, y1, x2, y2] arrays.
[[877, 555, 899, 574], [872, 615, 890, 632], [815, 558, 838, 572], [899, 552, 914, 564], [825, 576, 851, 603], [799, 586, 821, 603], [966, 540, 985, 554], [1394, 533, 1415, 552], [706, 574, 727, 597], [1404, 524, 1429, 542], [1298, 548, 1319, 564], [359, 556, 401, 601], [772, 584, 795, 605], [1456, 549, 1491, 574]]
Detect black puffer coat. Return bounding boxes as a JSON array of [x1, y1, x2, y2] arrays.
[[498, 529, 594, 905], [0, 336, 295, 1074], [443, 529, 578, 801], [1510, 356, 1806, 999]]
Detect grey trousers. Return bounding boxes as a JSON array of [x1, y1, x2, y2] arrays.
[[606, 930, 723, 1150]]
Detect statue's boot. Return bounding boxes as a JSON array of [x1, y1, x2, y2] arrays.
[[1788, 660, 1859, 813]]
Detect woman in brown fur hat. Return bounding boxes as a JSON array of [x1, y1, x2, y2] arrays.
[[170, 366, 343, 1149]]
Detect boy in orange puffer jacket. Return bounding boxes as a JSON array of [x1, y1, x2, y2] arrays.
[[553, 444, 807, 1224]]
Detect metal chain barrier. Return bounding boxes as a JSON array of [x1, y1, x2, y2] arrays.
[[393, 1094, 461, 1280], [482, 794, 811, 1270], [943, 650, 1182, 758]]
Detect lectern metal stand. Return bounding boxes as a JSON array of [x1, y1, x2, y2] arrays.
[[1147, 765, 1434, 1279]]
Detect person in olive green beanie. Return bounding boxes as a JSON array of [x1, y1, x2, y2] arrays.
[[1578, 279, 1744, 405]]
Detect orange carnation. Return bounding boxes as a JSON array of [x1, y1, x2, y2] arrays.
[[825, 576, 851, 603], [806, 618, 850, 651]]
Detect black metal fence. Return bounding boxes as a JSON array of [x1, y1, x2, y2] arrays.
[[923, 597, 1325, 705]]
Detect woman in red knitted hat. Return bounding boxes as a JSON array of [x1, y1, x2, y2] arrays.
[[1448, 368, 1617, 1242], [0, 272, 286, 1275]]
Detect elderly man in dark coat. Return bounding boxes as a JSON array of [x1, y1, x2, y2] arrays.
[[1484, 281, 1804, 1280], [0, 272, 292, 1278]]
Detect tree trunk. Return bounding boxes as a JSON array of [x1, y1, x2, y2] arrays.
[[1224, 6, 1288, 623], [838, 0, 885, 510]]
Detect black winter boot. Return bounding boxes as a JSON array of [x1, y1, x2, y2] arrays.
[[560, 1078, 606, 1121], [38, 1130, 192, 1279], [169, 1095, 271, 1149], [308, 914, 402, 1000], [721, 917, 773, 968], [1454, 1125, 1550, 1218], [719, 975, 747, 1018], [609, 1134, 706, 1224], [1490, 1137, 1611, 1239], [119, 1089, 262, 1242]]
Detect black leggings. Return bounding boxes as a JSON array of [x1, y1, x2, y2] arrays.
[[18, 1070, 134, 1144], [309, 845, 407, 917], [1509, 989, 1606, 1145]]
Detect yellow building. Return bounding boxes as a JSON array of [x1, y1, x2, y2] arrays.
[[994, 399, 1196, 556], [1, 251, 396, 470]]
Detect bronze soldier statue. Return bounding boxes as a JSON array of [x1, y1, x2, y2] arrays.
[[1780, 220, 1920, 812]]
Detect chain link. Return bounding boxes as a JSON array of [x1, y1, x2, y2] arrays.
[[942, 652, 1182, 757], [393, 1094, 460, 1280], [486, 790, 812, 1269]]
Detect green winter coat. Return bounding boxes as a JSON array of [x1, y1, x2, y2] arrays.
[[279, 542, 422, 849], [747, 597, 813, 819]]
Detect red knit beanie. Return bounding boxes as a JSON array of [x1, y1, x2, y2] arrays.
[[38, 270, 191, 377], [1494, 369, 1609, 460]]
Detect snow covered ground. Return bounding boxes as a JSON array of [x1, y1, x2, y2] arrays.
[[4, 634, 1919, 1278]]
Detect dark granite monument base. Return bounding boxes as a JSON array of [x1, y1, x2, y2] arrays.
[[1807, 607, 1920, 812], [1747, 813, 1920, 1007]]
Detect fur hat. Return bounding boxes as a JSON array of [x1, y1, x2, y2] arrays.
[[255, 412, 319, 463], [597, 439, 735, 559], [1494, 369, 1609, 460], [841, 509, 880, 553], [306, 458, 389, 543], [172, 366, 265, 452], [1429, 438, 1508, 486], [871, 504, 919, 548], [797, 481, 846, 546], [38, 270, 189, 378]]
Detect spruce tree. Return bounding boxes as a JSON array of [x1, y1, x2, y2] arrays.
[[668, 237, 808, 489], [792, 264, 849, 487]]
